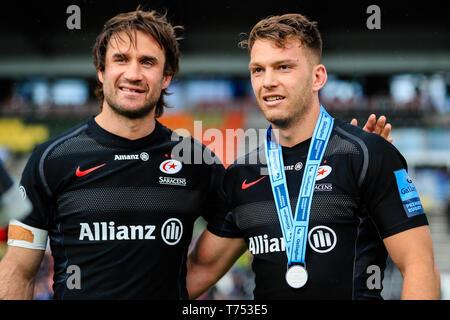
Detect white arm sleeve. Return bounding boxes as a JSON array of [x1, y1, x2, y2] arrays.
[[7, 219, 48, 251]]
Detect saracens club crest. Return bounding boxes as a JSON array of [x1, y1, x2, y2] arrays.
[[159, 159, 182, 174], [316, 165, 332, 181]]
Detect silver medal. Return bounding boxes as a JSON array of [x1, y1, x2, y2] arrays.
[[285, 265, 308, 288]]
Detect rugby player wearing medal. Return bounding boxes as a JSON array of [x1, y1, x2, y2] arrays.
[[187, 14, 440, 299]]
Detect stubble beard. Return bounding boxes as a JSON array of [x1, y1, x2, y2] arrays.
[[103, 78, 162, 119], [265, 94, 313, 130], [105, 94, 159, 119]]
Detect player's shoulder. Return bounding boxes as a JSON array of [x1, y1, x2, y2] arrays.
[[155, 119, 176, 141], [228, 144, 265, 171], [29, 118, 91, 162], [333, 118, 401, 157]]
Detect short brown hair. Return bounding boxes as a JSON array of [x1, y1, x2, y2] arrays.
[[239, 14, 322, 62], [92, 7, 183, 118]]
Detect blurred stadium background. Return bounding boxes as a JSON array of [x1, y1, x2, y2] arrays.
[[0, 0, 448, 300]]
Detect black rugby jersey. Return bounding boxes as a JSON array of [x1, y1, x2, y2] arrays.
[[18, 117, 225, 299], [213, 118, 428, 300]]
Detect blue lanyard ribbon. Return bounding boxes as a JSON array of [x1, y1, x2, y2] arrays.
[[264, 105, 334, 265]]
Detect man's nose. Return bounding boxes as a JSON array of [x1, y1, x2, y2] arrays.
[[262, 69, 278, 89], [123, 60, 143, 81]]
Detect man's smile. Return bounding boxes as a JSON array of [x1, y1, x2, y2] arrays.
[[262, 94, 286, 106], [118, 85, 146, 95]]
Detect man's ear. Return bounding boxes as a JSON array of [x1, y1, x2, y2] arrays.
[[97, 69, 104, 84], [312, 63, 327, 92], [162, 74, 173, 90]]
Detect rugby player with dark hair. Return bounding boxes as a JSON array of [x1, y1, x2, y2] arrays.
[[0, 8, 226, 300]]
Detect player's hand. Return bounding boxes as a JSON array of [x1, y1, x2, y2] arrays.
[[351, 114, 393, 143]]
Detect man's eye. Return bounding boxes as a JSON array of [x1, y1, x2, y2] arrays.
[[279, 65, 291, 70], [142, 60, 153, 66], [251, 68, 263, 74]]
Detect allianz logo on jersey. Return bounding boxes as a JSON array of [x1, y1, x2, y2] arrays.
[[78, 218, 183, 245], [260, 162, 303, 175], [248, 226, 337, 255], [285, 161, 303, 171], [248, 234, 286, 255], [114, 152, 149, 161]]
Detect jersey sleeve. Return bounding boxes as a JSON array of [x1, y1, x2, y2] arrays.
[[206, 163, 243, 238], [360, 134, 428, 239], [0, 161, 33, 226], [17, 145, 53, 231]]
